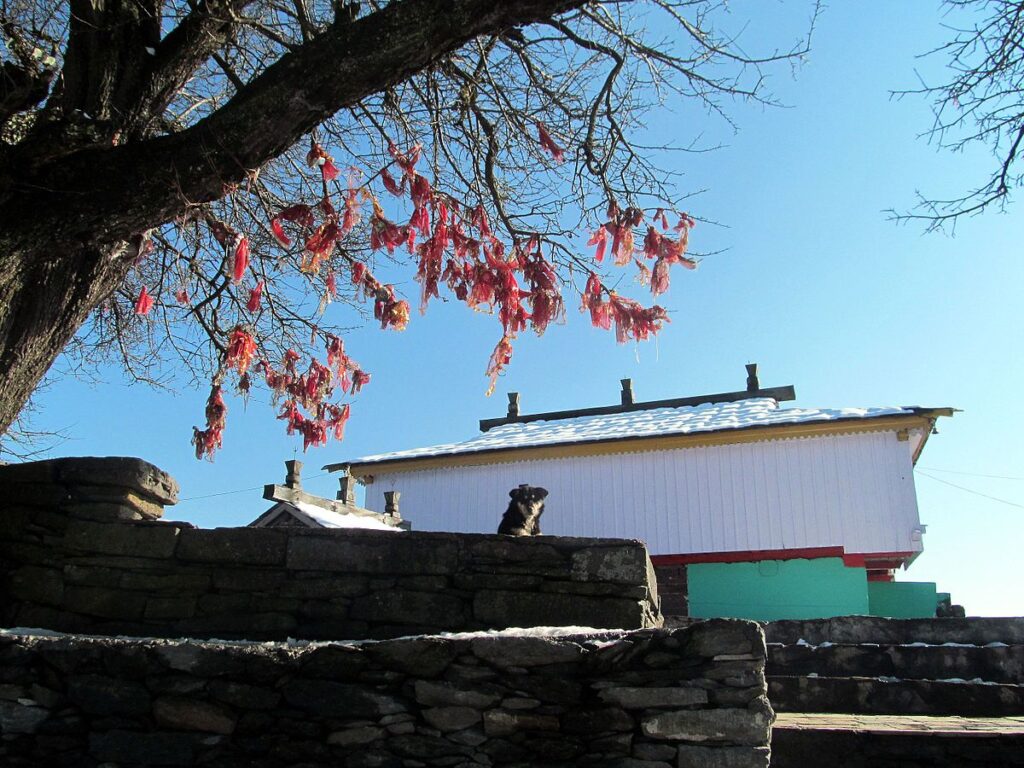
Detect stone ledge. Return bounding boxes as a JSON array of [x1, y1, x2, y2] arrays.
[[0, 456, 179, 506]]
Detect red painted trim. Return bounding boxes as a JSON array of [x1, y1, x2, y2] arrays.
[[650, 547, 916, 569], [841, 551, 914, 568], [651, 546, 844, 566]]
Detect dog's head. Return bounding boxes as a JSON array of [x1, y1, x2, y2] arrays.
[[510, 485, 548, 506]]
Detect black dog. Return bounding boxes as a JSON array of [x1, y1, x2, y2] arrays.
[[497, 484, 549, 536]]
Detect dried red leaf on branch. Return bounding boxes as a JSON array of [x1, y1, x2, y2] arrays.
[[381, 167, 404, 196], [208, 220, 236, 248], [305, 222, 340, 261], [373, 285, 410, 331], [522, 246, 563, 335], [306, 142, 340, 182], [588, 225, 608, 263], [232, 236, 249, 283], [370, 201, 408, 254], [606, 293, 669, 342], [270, 204, 315, 247], [651, 258, 670, 296], [134, 286, 154, 315], [350, 261, 366, 287], [247, 281, 264, 312], [389, 142, 422, 179], [327, 403, 351, 440], [192, 384, 227, 460], [341, 182, 363, 235], [225, 326, 257, 376], [485, 335, 515, 396], [537, 123, 565, 163], [174, 287, 189, 305], [471, 205, 492, 239], [351, 369, 371, 394]]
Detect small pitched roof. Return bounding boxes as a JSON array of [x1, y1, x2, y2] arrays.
[[251, 500, 402, 531], [330, 397, 952, 475]]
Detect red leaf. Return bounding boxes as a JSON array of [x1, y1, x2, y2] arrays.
[[247, 281, 264, 312], [134, 286, 154, 315], [651, 258, 670, 296], [485, 335, 515, 396], [232, 236, 249, 283], [537, 123, 565, 163], [209, 220, 235, 247], [306, 142, 339, 181], [192, 384, 227, 460], [270, 204, 315, 247], [271, 218, 289, 247], [587, 226, 608, 263], [225, 326, 258, 376], [381, 167, 403, 196], [351, 369, 371, 394]]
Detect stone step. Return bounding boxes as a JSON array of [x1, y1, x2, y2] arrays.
[[762, 617, 1024, 647], [768, 675, 1024, 717], [768, 642, 1024, 685], [771, 713, 1024, 768]]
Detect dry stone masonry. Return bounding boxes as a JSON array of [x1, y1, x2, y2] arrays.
[[1, 458, 660, 640], [0, 621, 772, 767], [0, 457, 774, 765]]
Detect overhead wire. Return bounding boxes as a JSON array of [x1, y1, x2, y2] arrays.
[[178, 471, 332, 502], [915, 470, 1024, 510], [918, 466, 1023, 481]]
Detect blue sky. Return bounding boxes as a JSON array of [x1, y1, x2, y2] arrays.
[[20, 2, 1024, 615]]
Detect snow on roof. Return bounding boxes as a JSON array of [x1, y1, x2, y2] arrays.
[[350, 397, 917, 466], [292, 500, 401, 532]]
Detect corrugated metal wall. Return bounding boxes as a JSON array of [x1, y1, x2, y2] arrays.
[[362, 430, 922, 557]]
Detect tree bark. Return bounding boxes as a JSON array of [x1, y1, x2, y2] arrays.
[[0, 0, 586, 435]]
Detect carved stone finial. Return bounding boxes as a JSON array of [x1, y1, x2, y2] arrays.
[[745, 363, 759, 393], [337, 474, 356, 505], [285, 459, 302, 489], [621, 378, 635, 406]]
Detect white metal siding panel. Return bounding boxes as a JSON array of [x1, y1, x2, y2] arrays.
[[363, 431, 922, 557]]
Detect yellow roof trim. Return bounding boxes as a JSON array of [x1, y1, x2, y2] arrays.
[[347, 414, 938, 479]]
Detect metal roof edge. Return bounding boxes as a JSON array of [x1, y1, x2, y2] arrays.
[[330, 410, 943, 476]]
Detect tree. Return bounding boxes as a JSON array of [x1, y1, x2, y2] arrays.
[[0, 0, 815, 456], [898, 0, 1024, 228]]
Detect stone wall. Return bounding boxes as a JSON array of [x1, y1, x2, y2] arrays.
[[0, 621, 772, 768], [1, 458, 660, 641], [652, 564, 687, 616], [760, 616, 1024, 646]]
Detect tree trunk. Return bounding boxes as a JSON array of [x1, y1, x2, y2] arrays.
[[0, 231, 132, 435]]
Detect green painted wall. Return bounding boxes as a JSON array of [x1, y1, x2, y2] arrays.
[[687, 558, 869, 621], [868, 581, 938, 618]]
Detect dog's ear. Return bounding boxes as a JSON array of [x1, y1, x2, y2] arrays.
[[509, 488, 520, 500], [534, 487, 549, 500]]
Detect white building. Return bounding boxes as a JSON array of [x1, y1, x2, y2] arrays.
[[327, 368, 954, 620]]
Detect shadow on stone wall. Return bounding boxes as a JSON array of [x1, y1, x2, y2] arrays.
[[1, 457, 660, 641]]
